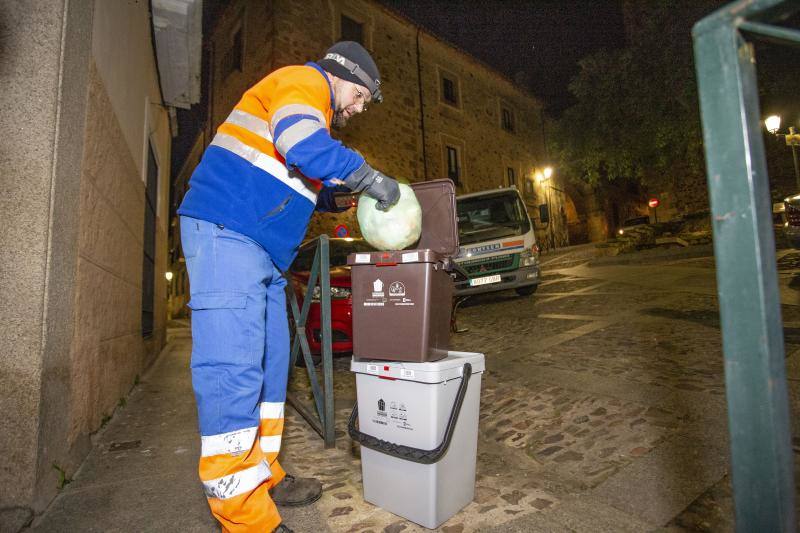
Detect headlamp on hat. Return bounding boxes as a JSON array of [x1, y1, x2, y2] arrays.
[[319, 42, 383, 103]]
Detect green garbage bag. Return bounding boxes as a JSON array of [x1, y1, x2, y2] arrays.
[[357, 183, 422, 250]]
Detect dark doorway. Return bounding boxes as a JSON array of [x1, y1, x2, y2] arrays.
[[142, 142, 158, 337]]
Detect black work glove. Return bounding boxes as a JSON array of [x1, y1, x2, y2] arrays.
[[315, 185, 353, 213], [343, 163, 401, 211]]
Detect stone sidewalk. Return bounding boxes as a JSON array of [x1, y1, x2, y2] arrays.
[[26, 327, 329, 533], [27, 250, 800, 532]]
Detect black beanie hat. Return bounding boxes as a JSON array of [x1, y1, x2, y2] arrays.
[[318, 41, 383, 103]]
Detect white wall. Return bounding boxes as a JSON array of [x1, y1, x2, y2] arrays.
[[92, 0, 168, 179]]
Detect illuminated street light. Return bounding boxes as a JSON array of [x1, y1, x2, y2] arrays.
[[764, 115, 800, 190], [165, 271, 173, 281], [765, 115, 781, 135], [535, 166, 556, 250]]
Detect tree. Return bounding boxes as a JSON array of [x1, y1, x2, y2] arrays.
[[551, 1, 717, 198]]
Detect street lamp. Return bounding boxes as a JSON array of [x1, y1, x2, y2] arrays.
[[765, 114, 781, 134], [535, 166, 556, 250], [764, 114, 800, 190]]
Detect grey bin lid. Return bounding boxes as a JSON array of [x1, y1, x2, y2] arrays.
[[410, 179, 459, 257], [351, 350, 485, 384]]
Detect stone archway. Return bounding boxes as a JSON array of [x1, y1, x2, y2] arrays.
[[560, 182, 592, 245]]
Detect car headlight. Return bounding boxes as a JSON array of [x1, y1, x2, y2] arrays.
[[331, 286, 351, 299], [311, 286, 352, 302], [520, 250, 537, 267]]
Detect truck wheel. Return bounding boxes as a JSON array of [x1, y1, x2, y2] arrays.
[[515, 285, 538, 297]]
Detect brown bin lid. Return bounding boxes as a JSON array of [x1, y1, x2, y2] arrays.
[[410, 179, 459, 257]]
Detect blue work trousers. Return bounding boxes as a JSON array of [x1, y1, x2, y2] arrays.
[[180, 216, 290, 532]]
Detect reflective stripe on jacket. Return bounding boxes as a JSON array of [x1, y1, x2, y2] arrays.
[[178, 62, 364, 271]]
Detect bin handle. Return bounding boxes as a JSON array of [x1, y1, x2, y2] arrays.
[[347, 363, 472, 465]]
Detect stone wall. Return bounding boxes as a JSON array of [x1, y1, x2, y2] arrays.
[[664, 174, 711, 218], [69, 62, 167, 442], [61, 0, 172, 487], [275, 0, 546, 237], [194, 0, 547, 241], [207, 0, 276, 140], [0, 1, 94, 528], [0, 1, 171, 528], [528, 177, 573, 249]]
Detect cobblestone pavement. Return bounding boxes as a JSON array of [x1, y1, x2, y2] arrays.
[[278, 249, 800, 532], [30, 249, 800, 532]]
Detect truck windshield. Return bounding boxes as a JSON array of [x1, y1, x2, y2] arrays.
[[457, 192, 531, 245]]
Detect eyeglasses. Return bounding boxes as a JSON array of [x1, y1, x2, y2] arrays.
[[354, 87, 369, 112]]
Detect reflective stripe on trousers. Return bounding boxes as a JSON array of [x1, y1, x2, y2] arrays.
[[181, 216, 290, 533]]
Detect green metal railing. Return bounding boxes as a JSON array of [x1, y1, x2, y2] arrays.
[[693, 1, 799, 530], [285, 235, 336, 448]]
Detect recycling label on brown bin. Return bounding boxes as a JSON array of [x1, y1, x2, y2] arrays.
[[389, 280, 415, 307], [363, 278, 385, 307]]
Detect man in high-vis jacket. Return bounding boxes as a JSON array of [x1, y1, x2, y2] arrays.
[[177, 41, 399, 533]]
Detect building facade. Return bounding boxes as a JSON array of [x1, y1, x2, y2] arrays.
[[171, 0, 570, 280], [0, 2, 176, 529]]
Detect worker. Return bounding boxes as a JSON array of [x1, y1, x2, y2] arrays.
[[177, 41, 399, 532]]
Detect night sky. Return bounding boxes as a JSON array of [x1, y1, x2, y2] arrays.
[[377, 0, 626, 114], [173, 0, 625, 178], [171, 1, 798, 182]]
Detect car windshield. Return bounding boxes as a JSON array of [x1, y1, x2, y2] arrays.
[[457, 191, 531, 245], [291, 239, 375, 272]]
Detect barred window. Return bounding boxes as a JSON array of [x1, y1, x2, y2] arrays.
[[507, 167, 516, 187], [221, 24, 243, 79], [444, 78, 456, 104], [446, 145, 461, 185], [501, 107, 515, 132], [340, 14, 364, 44]]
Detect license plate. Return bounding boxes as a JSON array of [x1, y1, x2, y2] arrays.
[[469, 274, 502, 287]]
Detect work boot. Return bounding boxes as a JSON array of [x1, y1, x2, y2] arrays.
[[273, 525, 294, 533], [269, 474, 322, 507]]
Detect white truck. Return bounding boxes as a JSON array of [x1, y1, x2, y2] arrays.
[[453, 187, 541, 296]]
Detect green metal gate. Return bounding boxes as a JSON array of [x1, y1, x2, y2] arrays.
[[286, 235, 337, 448], [693, 1, 799, 530]]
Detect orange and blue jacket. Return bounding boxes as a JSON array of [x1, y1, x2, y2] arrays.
[[178, 62, 364, 270]]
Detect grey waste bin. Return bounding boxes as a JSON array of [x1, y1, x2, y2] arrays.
[[349, 351, 485, 529]]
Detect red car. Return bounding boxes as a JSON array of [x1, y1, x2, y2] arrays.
[[288, 238, 376, 354]]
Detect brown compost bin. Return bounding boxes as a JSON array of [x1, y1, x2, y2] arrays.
[[348, 179, 459, 362]]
